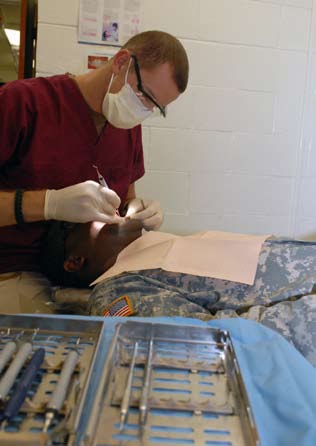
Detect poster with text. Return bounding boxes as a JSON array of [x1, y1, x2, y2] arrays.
[[78, 0, 142, 46]]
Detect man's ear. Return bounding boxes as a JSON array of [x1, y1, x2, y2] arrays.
[[112, 49, 131, 74], [63, 255, 85, 272]]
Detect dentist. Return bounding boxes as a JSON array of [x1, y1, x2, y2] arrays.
[[0, 30, 189, 312]]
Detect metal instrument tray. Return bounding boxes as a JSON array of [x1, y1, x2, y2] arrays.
[[90, 321, 260, 446], [0, 316, 260, 446], [0, 314, 104, 446]]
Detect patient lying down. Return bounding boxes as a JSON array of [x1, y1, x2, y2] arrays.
[[42, 220, 266, 288], [41, 221, 316, 367]]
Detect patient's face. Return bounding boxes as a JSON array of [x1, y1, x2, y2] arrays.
[[64, 219, 143, 282]]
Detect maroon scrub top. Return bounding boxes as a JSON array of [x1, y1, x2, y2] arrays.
[[0, 75, 145, 273]]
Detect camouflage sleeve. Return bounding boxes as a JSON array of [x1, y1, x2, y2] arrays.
[[239, 294, 316, 367], [88, 271, 212, 320]]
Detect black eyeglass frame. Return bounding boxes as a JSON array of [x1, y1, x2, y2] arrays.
[[131, 55, 166, 117]]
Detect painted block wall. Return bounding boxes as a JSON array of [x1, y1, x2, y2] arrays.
[[37, 0, 316, 238]]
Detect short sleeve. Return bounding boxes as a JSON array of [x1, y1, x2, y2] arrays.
[[0, 81, 35, 166]]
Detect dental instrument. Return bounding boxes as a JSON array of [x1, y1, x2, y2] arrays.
[[119, 341, 138, 431], [92, 164, 120, 216], [1, 348, 45, 428], [43, 348, 79, 433], [92, 164, 109, 188]]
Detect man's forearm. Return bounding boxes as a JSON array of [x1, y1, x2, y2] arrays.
[[0, 190, 46, 226]]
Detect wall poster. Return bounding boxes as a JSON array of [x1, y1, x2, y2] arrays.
[[78, 0, 142, 46]]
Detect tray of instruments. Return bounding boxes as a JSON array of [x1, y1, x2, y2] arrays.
[[92, 321, 261, 446], [0, 314, 104, 446]]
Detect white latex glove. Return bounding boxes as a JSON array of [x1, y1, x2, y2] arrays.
[[125, 198, 164, 231], [44, 180, 123, 224]]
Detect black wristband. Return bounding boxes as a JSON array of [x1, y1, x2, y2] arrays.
[[14, 189, 25, 225]]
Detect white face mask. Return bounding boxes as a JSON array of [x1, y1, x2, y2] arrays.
[[102, 59, 153, 129]]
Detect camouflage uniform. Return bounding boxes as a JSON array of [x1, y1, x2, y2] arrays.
[[88, 239, 316, 365]]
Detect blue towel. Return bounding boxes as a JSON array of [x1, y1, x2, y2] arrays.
[[207, 318, 316, 446]]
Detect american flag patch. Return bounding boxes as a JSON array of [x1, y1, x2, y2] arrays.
[[103, 295, 134, 317]]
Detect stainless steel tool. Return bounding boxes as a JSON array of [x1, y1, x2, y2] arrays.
[[119, 341, 138, 431], [139, 333, 154, 430]]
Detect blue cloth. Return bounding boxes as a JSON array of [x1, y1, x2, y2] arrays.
[[207, 318, 316, 446], [37, 314, 316, 446]]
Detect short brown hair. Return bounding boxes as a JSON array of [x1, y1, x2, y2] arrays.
[[122, 30, 189, 93]]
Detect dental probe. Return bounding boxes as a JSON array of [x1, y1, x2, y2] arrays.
[[1, 348, 45, 428], [139, 336, 154, 429], [119, 341, 139, 431], [43, 348, 79, 433], [92, 164, 120, 216], [92, 164, 109, 188], [0, 341, 17, 375], [0, 342, 33, 401]]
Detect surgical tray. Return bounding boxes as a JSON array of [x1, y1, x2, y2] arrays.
[[0, 316, 260, 446], [89, 321, 261, 446], [0, 314, 104, 446]]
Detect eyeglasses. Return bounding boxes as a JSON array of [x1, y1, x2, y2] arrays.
[[131, 55, 166, 117]]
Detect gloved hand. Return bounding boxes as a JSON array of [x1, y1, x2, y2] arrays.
[[125, 198, 164, 231], [44, 180, 122, 223]]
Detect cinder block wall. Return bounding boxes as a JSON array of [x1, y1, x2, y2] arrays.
[[37, 0, 316, 238]]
